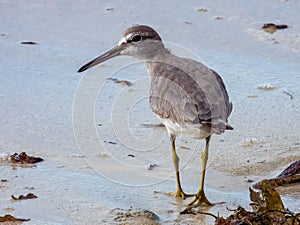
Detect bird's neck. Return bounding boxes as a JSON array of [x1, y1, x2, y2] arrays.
[[144, 51, 178, 77], [134, 40, 170, 61]]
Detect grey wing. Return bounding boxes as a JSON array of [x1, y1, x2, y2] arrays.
[[197, 69, 233, 133], [149, 60, 233, 134]]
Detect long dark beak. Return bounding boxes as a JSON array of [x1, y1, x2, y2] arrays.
[[78, 45, 123, 73]]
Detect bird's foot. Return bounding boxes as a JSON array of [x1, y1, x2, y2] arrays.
[[180, 191, 219, 214], [187, 190, 214, 207], [174, 189, 194, 199], [155, 188, 194, 200]]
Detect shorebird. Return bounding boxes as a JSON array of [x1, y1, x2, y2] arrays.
[[78, 25, 233, 206]]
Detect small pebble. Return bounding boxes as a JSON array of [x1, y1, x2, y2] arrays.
[[98, 153, 111, 158], [245, 178, 254, 183], [184, 21, 192, 25], [105, 7, 114, 11], [214, 16, 223, 20], [242, 138, 258, 147], [147, 163, 158, 170], [262, 23, 277, 34], [257, 84, 276, 90], [247, 95, 258, 98], [197, 8, 208, 12], [0, 152, 13, 161]]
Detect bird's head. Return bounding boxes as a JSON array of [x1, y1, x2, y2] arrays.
[[78, 25, 166, 73]]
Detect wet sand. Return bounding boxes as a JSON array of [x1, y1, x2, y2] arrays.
[[1, 0, 300, 224]]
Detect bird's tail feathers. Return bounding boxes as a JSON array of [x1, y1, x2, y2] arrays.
[[200, 119, 233, 134]]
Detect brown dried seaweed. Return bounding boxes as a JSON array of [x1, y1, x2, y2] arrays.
[[10, 152, 43, 164], [254, 160, 300, 189], [213, 185, 299, 225], [0, 214, 30, 222], [11, 193, 37, 201], [20, 41, 37, 45], [182, 183, 299, 224], [262, 23, 288, 34], [107, 77, 132, 86]]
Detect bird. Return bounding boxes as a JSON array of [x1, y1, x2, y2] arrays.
[[78, 25, 233, 206]]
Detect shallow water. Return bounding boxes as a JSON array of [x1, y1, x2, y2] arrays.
[[1, 0, 300, 224]]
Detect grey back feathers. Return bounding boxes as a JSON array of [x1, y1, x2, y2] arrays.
[[146, 55, 233, 134]]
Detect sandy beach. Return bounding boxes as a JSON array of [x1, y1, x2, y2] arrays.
[[1, 0, 300, 224]]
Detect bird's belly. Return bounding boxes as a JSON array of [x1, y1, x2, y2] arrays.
[[159, 118, 210, 139]]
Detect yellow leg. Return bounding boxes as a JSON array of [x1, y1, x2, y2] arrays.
[[170, 134, 193, 199], [188, 136, 213, 206], [155, 134, 193, 199]]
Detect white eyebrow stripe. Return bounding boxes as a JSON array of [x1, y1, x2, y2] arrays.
[[126, 33, 133, 39], [118, 37, 127, 45], [118, 33, 139, 45]]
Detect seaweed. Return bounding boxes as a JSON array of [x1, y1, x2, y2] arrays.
[[0, 214, 30, 222], [181, 181, 299, 224], [262, 23, 288, 34], [214, 183, 299, 225], [10, 152, 43, 164], [11, 193, 38, 201], [254, 160, 300, 189], [20, 41, 37, 45]]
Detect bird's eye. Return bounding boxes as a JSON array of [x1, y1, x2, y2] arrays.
[[131, 34, 142, 42]]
